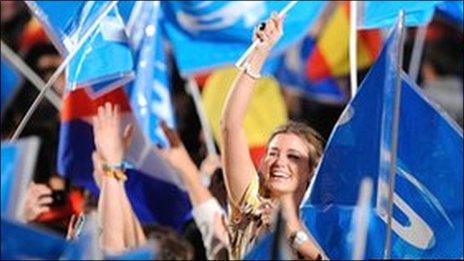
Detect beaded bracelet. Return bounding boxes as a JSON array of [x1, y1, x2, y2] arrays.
[[102, 161, 131, 181], [103, 169, 127, 182]]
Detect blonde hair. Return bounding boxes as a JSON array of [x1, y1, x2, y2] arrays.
[[258, 121, 324, 198], [267, 121, 324, 172]]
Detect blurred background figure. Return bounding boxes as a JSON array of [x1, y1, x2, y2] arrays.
[[421, 37, 463, 127], [21, 175, 88, 236]]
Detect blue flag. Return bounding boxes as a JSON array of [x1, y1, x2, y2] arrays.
[[161, 1, 326, 76], [300, 18, 463, 259], [1, 218, 68, 260], [126, 2, 176, 148], [1, 137, 40, 221], [106, 246, 154, 260], [356, 1, 441, 29], [1, 58, 22, 113], [435, 1, 464, 26], [26, 1, 134, 97]]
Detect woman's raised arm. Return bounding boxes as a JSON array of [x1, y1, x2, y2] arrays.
[[220, 13, 283, 206]]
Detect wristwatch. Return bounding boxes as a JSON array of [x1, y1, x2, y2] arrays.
[[288, 230, 309, 249]]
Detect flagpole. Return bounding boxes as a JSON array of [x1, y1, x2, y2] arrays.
[[349, 0, 358, 99], [186, 78, 218, 157], [408, 25, 427, 83], [10, 1, 118, 141], [384, 10, 406, 259], [235, 1, 298, 68], [1, 41, 62, 110], [352, 177, 373, 260]]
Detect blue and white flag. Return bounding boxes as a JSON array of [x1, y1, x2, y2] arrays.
[[1, 58, 22, 113], [356, 1, 440, 29], [26, 1, 134, 97], [126, 2, 176, 148], [161, 1, 326, 76], [1, 217, 68, 260], [301, 18, 463, 259], [1, 137, 40, 221]]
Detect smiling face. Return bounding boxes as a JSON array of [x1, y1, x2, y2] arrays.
[[261, 133, 312, 197]]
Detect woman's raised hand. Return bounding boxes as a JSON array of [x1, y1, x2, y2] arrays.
[[253, 12, 284, 52]]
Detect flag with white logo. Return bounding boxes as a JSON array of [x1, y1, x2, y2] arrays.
[[301, 16, 463, 259]]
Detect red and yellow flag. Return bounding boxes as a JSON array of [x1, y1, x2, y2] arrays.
[[307, 2, 382, 81], [202, 67, 288, 166]]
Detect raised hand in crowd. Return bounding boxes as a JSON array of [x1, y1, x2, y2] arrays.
[[21, 182, 53, 222], [92, 102, 133, 166], [92, 103, 145, 254], [158, 121, 229, 260]]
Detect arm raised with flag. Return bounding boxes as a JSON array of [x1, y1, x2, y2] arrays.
[[220, 13, 323, 259]]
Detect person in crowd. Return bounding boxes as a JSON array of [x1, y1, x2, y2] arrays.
[[91, 103, 206, 259], [421, 37, 463, 127], [1, 42, 64, 182], [20, 175, 87, 236], [220, 13, 323, 259]]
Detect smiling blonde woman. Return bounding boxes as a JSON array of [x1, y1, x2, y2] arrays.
[[220, 12, 324, 260]]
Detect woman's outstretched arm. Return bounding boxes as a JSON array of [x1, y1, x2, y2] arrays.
[[220, 13, 283, 206]]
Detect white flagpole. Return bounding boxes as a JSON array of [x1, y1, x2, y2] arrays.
[[352, 177, 373, 260], [349, 1, 358, 100], [384, 9, 406, 259], [235, 1, 298, 68], [11, 1, 118, 141], [1, 41, 62, 110], [186, 78, 218, 157], [408, 25, 427, 83]]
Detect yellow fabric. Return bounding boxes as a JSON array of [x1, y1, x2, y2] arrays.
[[202, 67, 288, 148], [317, 3, 375, 77]]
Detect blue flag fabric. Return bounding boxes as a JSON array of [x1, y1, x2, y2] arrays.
[[126, 2, 176, 148], [1, 137, 40, 220], [161, 1, 326, 76], [276, 36, 348, 105], [1, 218, 68, 260], [26, 1, 134, 97], [435, 1, 464, 26], [1, 58, 21, 113], [106, 246, 154, 260], [301, 18, 463, 259], [356, 1, 440, 29]]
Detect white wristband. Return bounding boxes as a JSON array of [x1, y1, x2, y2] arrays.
[[238, 62, 261, 80]]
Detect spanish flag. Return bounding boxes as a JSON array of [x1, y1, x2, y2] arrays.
[[307, 2, 382, 81], [202, 67, 288, 166]]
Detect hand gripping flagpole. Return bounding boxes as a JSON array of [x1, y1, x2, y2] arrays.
[[384, 9, 406, 259], [10, 1, 118, 141], [235, 1, 298, 68], [1, 40, 62, 110]]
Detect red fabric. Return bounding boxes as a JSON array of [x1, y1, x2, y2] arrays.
[[306, 46, 333, 81], [35, 189, 85, 223], [249, 146, 266, 167], [61, 87, 131, 121]]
